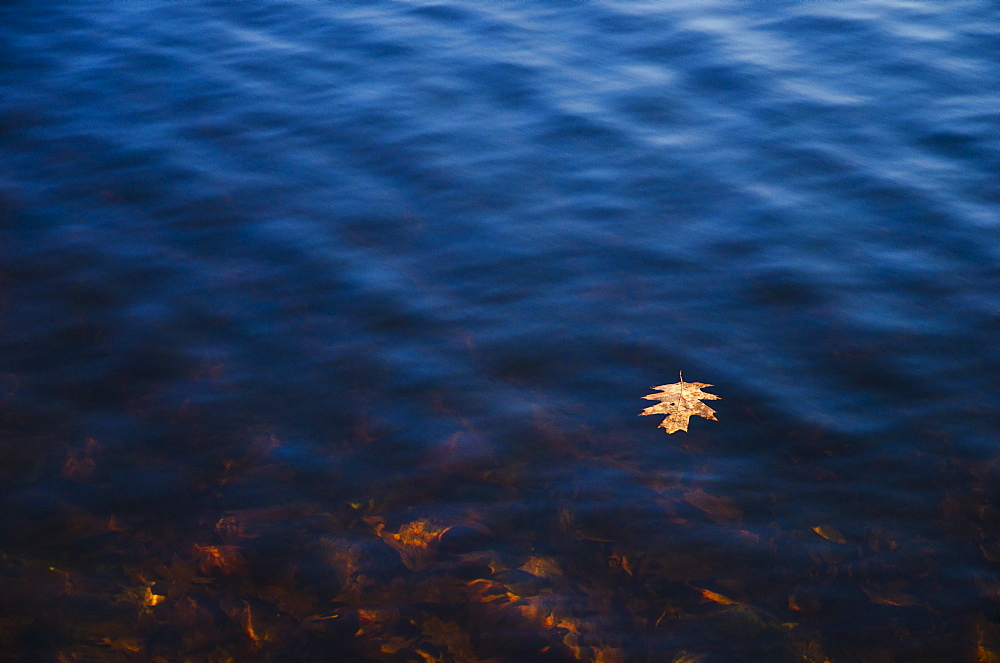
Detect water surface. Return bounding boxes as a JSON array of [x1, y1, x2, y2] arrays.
[[1, 1, 998, 661]]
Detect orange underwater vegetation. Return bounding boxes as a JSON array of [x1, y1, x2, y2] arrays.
[[0, 385, 999, 663]]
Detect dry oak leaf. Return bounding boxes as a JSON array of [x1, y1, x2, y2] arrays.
[[641, 372, 720, 434]]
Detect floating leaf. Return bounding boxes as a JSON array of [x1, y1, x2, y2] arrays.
[[640, 372, 720, 434]]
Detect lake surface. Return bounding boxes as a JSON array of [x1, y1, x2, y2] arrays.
[[1, 1, 998, 661]]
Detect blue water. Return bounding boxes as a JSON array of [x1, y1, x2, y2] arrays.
[[1, 1, 998, 661]]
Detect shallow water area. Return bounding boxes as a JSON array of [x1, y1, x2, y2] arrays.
[[1, 1, 998, 661]]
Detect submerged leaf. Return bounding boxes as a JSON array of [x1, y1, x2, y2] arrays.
[[116, 584, 165, 614], [99, 636, 144, 653], [812, 525, 847, 544], [421, 616, 478, 663], [862, 583, 922, 608], [193, 544, 248, 576], [974, 613, 1000, 663], [593, 646, 627, 663], [640, 372, 720, 434], [384, 519, 451, 570], [672, 653, 708, 663], [683, 489, 741, 524], [692, 586, 736, 605]]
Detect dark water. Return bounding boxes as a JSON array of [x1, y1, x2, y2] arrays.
[[1, 1, 998, 661]]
